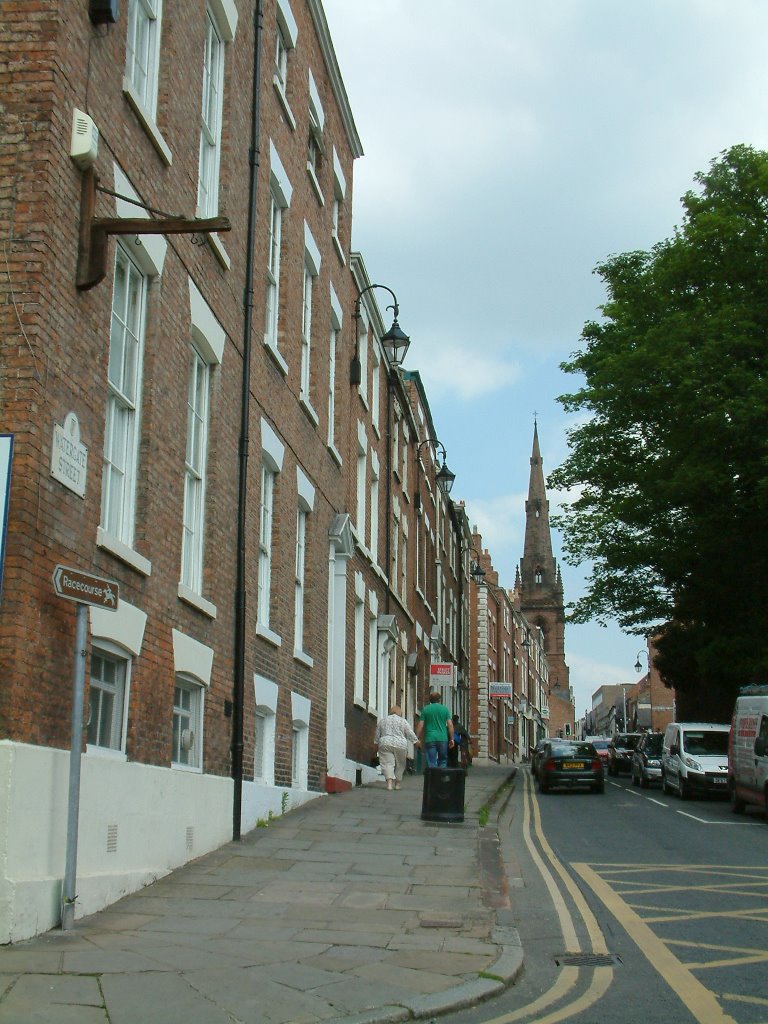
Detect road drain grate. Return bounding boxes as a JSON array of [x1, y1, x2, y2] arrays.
[[555, 952, 622, 967]]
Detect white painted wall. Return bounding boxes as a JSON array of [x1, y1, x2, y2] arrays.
[[0, 741, 320, 943]]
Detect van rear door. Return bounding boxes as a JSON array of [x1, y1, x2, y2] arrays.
[[757, 714, 768, 797]]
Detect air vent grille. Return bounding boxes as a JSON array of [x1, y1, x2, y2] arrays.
[[106, 824, 118, 854]]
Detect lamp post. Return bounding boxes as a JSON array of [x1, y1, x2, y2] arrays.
[[350, 282, 410, 383], [416, 438, 455, 498], [469, 559, 486, 586], [351, 283, 410, 618]]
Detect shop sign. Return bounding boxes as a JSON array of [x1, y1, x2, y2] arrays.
[[489, 682, 512, 699]]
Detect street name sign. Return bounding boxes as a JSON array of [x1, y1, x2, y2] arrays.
[[50, 413, 88, 498], [53, 565, 119, 609]]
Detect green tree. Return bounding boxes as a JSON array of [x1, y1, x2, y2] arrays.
[[550, 145, 768, 720]]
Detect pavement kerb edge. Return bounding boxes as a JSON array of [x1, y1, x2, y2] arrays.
[[326, 768, 525, 1024], [483, 767, 517, 827]]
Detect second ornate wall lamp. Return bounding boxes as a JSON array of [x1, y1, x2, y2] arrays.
[[415, 437, 455, 499]]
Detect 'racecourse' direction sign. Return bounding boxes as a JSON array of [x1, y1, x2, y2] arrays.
[[53, 565, 119, 609]]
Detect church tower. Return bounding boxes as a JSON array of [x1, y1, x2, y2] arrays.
[[518, 422, 574, 735]]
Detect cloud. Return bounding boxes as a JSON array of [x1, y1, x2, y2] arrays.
[[462, 492, 527, 577], [411, 333, 521, 403], [567, 648, 638, 714]]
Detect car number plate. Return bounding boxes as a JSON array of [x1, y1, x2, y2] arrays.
[[563, 761, 585, 770], [713, 777, 726, 784]]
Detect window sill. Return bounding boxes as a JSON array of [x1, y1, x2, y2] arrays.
[[96, 528, 152, 577], [85, 745, 127, 762], [372, 561, 387, 583], [332, 233, 346, 266], [264, 334, 289, 375], [208, 231, 231, 270], [171, 762, 203, 774], [273, 78, 296, 130], [256, 622, 282, 648], [122, 78, 173, 165], [293, 649, 314, 669], [178, 584, 217, 619], [299, 394, 319, 427], [353, 697, 367, 710], [327, 442, 342, 467], [306, 164, 324, 206]]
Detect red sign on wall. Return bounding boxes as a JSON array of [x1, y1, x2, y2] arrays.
[[430, 663, 455, 683]]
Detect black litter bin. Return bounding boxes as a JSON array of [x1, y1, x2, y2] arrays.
[[421, 767, 465, 822]]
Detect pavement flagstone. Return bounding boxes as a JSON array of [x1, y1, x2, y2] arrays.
[[0, 764, 522, 1024]]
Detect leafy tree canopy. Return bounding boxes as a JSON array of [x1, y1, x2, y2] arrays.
[[550, 145, 768, 718]]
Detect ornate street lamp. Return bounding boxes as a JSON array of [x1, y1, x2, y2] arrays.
[[470, 560, 486, 585], [416, 437, 455, 498], [350, 282, 410, 383]]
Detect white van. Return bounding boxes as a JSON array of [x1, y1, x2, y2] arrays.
[[661, 722, 729, 799], [729, 685, 768, 820]]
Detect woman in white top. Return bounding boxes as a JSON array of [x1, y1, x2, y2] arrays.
[[375, 705, 420, 791]]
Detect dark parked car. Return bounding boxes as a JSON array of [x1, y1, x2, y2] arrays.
[[537, 741, 604, 794], [631, 732, 664, 788], [607, 733, 642, 776], [531, 739, 549, 780]]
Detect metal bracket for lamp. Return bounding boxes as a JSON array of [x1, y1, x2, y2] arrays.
[[76, 169, 231, 290]]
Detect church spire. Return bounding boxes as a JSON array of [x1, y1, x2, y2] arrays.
[[518, 420, 570, 691], [522, 420, 556, 582]]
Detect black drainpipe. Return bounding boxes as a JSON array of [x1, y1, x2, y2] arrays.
[[233, 0, 263, 842], [385, 372, 393, 615]]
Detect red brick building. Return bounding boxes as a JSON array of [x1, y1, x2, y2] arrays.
[[630, 638, 676, 733], [467, 529, 550, 763], [0, 0, 476, 941]]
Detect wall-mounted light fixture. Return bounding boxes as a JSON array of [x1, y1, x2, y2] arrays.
[[634, 649, 648, 673], [350, 282, 410, 384], [470, 559, 486, 585], [415, 437, 455, 498]]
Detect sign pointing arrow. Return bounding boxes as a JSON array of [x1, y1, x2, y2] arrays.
[[52, 564, 119, 609]]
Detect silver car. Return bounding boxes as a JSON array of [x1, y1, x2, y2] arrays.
[[631, 732, 663, 788]]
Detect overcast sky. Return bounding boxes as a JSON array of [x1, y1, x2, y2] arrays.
[[322, 0, 768, 720]]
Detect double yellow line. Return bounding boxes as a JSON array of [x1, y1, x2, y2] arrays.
[[480, 772, 612, 1024], [480, 771, 735, 1024]]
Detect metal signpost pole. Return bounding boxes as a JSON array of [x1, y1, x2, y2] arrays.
[[53, 565, 119, 931], [62, 602, 87, 930]]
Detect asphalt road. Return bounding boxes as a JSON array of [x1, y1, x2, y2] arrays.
[[448, 767, 768, 1024]]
